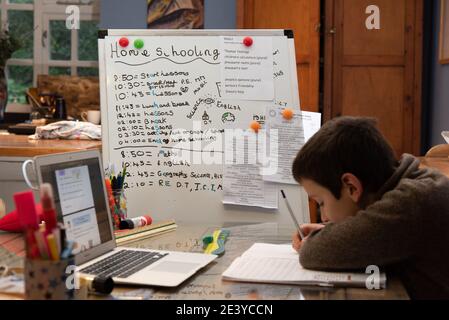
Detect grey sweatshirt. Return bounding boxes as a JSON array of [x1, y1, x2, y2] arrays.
[[300, 154, 449, 300]]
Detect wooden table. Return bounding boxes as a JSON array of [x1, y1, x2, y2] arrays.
[[0, 134, 101, 157], [0, 133, 102, 212], [0, 223, 410, 300]]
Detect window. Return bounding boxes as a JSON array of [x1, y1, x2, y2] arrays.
[[0, 0, 99, 105], [1, 0, 34, 104]]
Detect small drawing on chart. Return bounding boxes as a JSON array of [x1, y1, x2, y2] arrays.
[[221, 112, 235, 123], [202, 111, 211, 125], [204, 97, 216, 105], [215, 82, 222, 97]]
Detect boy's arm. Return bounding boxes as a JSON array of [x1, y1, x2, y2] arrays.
[[299, 183, 425, 271]]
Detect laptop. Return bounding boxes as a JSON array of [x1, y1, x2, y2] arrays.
[[34, 150, 217, 287]]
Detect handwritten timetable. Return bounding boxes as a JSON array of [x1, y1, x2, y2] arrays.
[[99, 30, 308, 225]]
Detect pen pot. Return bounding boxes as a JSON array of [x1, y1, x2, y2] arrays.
[[111, 189, 127, 229], [25, 257, 76, 300]]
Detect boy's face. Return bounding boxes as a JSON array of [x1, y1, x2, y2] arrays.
[[301, 177, 361, 223]]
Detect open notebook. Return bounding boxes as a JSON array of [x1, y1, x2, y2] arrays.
[[222, 243, 386, 288]]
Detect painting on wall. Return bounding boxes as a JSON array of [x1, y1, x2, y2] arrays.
[[147, 0, 204, 29], [440, 0, 449, 64]]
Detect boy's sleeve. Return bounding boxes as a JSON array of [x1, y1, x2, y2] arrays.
[[299, 182, 425, 271]]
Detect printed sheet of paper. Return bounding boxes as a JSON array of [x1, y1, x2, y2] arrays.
[[223, 165, 278, 209], [220, 36, 274, 100], [223, 131, 278, 209], [264, 107, 321, 185], [442, 131, 449, 144]]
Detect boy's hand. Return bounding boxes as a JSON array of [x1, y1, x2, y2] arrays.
[[292, 224, 325, 253]]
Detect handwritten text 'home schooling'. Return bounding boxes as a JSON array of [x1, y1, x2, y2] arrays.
[[110, 43, 220, 62]]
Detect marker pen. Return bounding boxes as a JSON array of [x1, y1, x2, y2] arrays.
[[119, 215, 152, 230], [40, 184, 57, 235]]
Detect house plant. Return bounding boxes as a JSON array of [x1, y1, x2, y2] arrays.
[[0, 29, 21, 120]]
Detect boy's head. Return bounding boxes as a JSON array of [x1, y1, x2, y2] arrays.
[[292, 117, 397, 223]]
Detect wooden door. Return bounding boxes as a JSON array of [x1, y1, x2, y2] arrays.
[[237, 0, 321, 113], [237, 0, 321, 222], [324, 0, 423, 156]]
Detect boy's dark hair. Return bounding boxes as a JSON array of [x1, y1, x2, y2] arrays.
[[292, 116, 398, 199]]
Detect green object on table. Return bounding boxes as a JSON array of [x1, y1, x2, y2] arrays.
[[202, 235, 213, 247], [203, 229, 230, 255]]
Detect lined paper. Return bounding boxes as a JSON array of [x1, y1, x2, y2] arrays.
[[222, 243, 386, 288]]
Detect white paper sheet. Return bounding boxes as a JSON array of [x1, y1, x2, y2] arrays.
[[0, 275, 24, 295], [223, 164, 278, 209], [442, 131, 449, 144], [264, 107, 321, 184], [222, 243, 387, 287], [223, 130, 278, 209], [220, 36, 274, 100]]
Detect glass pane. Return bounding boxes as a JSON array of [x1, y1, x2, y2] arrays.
[[50, 20, 71, 60], [6, 65, 33, 104], [78, 20, 99, 61], [8, 10, 34, 59], [77, 67, 98, 77], [8, 0, 34, 3], [49, 67, 71, 76]]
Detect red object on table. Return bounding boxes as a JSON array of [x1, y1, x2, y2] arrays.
[[0, 203, 44, 232]]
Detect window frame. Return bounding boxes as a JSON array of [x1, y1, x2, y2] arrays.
[[1, 0, 99, 105], [1, 0, 34, 77], [41, 2, 99, 78]]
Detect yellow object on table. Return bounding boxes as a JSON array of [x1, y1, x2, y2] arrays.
[[203, 229, 230, 255]]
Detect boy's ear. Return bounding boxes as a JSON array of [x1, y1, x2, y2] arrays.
[[341, 173, 363, 203]]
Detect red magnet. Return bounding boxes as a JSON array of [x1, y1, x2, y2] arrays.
[[243, 36, 253, 47], [119, 37, 129, 48]]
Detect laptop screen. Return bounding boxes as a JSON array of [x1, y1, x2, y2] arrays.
[[40, 157, 113, 254]]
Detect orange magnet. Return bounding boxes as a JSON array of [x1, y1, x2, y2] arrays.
[[250, 121, 262, 133], [281, 108, 294, 120]]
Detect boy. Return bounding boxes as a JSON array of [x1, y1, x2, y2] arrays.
[[291, 117, 449, 300]]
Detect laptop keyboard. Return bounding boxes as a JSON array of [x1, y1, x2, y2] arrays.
[[79, 249, 169, 279]]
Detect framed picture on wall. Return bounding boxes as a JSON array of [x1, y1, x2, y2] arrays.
[[147, 0, 204, 29], [440, 0, 449, 64]]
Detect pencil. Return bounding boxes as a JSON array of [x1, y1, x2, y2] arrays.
[[122, 164, 127, 189], [280, 190, 306, 240], [46, 234, 60, 261]]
